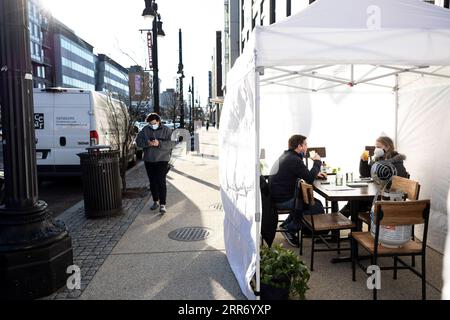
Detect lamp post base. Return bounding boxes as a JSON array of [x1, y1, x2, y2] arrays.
[[0, 201, 73, 300]]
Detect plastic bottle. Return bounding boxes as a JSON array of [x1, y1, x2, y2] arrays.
[[321, 161, 327, 174], [336, 168, 343, 186]]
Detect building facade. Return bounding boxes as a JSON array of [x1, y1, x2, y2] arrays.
[[128, 65, 152, 112], [28, 0, 53, 89], [52, 20, 96, 91], [96, 54, 130, 100], [26, 0, 132, 97], [210, 31, 224, 128], [224, 0, 240, 83]]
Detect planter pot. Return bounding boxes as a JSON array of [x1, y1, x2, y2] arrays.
[[261, 283, 289, 300]]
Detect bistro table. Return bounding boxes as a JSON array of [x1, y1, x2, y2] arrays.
[[313, 179, 380, 263]]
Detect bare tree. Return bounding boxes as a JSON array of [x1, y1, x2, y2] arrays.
[[103, 69, 149, 192]]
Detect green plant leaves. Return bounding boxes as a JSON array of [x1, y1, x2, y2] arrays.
[[260, 244, 310, 299]]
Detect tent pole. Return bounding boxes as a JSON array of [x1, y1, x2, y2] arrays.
[[262, 65, 329, 83], [255, 66, 263, 301], [351, 64, 354, 85], [379, 65, 450, 79], [394, 74, 399, 147]]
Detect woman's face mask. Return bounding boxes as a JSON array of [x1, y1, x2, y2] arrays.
[[149, 121, 159, 130], [373, 147, 385, 159]]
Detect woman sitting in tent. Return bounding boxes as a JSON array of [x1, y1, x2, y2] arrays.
[[341, 135, 409, 216], [359, 136, 408, 179]]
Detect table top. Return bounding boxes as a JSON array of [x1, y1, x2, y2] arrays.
[[313, 180, 379, 202]]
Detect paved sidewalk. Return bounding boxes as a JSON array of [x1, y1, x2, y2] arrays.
[[46, 127, 245, 300]]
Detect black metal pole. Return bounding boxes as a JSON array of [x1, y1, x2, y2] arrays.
[[191, 76, 194, 132], [178, 29, 185, 128], [152, 16, 160, 114], [0, 0, 73, 299]]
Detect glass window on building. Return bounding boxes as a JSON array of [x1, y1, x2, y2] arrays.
[[60, 37, 95, 64], [63, 75, 95, 90]]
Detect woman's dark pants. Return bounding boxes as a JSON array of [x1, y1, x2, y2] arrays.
[[144, 161, 169, 205]]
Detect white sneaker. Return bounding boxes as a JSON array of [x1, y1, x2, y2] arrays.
[[160, 205, 166, 214]]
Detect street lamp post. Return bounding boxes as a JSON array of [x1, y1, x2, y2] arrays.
[[0, 0, 73, 299], [177, 29, 185, 128], [142, 0, 165, 115], [188, 76, 194, 133]]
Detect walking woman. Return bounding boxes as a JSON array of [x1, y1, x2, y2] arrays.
[[136, 113, 174, 214]]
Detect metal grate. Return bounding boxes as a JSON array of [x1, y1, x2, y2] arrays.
[[168, 227, 212, 242]]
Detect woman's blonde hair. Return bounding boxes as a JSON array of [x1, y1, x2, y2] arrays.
[[376, 136, 396, 159]]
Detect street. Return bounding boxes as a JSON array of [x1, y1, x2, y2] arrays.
[[0, 147, 143, 217]]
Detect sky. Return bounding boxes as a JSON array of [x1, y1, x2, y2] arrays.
[[40, 0, 225, 107]]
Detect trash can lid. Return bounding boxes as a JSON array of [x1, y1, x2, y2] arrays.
[[86, 145, 112, 152]]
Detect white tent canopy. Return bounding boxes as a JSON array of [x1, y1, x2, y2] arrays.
[[220, 0, 450, 300]]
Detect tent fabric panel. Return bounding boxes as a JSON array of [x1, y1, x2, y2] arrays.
[[220, 65, 258, 300], [397, 69, 450, 253]]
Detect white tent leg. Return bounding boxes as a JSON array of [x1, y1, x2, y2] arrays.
[[255, 67, 262, 301], [394, 74, 399, 147]]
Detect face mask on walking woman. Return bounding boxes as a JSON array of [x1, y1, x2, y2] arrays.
[[151, 124, 159, 130]]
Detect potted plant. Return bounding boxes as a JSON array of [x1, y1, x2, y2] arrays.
[[260, 244, 310, 300]]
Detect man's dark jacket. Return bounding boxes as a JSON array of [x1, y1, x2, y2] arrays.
[[268, 149, 322, 203]]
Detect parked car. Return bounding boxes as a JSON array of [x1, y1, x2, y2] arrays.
[[33, 88, 137, 177]]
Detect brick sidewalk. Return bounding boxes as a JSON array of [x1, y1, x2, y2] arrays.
[[43, 162, 151, 299]]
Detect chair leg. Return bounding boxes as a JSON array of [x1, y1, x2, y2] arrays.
[[337, 230, 341, 255], [310, 232, 315, 271], [393, 256, 398, 280], [422, 254, 426, 300], [299, 227, 304, 256], [412, 227, 416, 267], [351, 238, 356, 282], [372, 256, 378, 300]]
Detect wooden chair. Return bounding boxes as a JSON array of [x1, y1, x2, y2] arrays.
[[358, 176, 421, 226], [351, 200, 430, 300], [358, 176, 421, 266], [365, 146, 375, 157], [299, 180, 355, 271]]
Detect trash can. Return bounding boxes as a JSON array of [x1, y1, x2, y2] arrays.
[[78, 146, 122, 218]]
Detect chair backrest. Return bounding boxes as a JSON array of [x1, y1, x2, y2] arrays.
[[390, 176, 420, 200], [365, 146, 375, 156], [300, 180, 315, 206], [373, 200, 430, 226]]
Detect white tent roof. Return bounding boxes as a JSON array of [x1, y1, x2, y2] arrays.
[[255, 0, 450, 66]]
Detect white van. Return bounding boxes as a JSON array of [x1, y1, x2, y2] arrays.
[[33, 88, 137, 177]]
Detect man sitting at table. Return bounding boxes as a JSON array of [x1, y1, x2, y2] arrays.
[[268, 134, 327, 247]]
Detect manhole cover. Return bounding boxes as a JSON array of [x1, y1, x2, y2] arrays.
[[209, 203, 223, 211], [168, 227, 212, 242]]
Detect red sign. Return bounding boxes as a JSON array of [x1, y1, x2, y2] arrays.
[[147, 32, 153, 70]]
